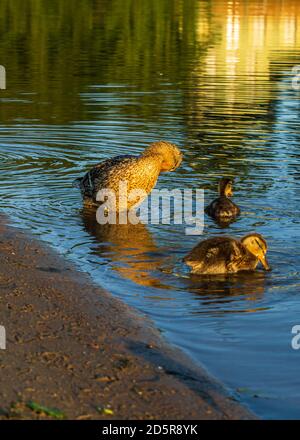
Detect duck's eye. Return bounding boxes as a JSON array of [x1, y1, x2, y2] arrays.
[[255, 239, 264, 251]]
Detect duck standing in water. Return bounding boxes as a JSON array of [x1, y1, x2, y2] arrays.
[[205, 178, 240, 223], [74, 141, 182, 211], [184, 233, 271, 275]]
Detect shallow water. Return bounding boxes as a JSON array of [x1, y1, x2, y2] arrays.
[[1, 0, 300, 419]]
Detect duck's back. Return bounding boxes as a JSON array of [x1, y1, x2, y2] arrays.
[[205, 196, 240, 220], [77, 154, 161, 207], [184, 236, 245, 274], [77, 155, 134, 198]]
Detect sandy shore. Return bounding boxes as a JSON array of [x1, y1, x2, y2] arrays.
[[0, 215, 255, 420]]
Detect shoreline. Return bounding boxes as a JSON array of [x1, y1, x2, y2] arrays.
[[0, 215, 255, 419]]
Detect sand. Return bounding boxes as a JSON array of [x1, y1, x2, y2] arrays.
[[0, 215, 254, 419]]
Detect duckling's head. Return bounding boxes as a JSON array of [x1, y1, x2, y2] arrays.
[[219, 178, 233, 197], [143, 141, 182, 172], [241, 233, 271, 271]]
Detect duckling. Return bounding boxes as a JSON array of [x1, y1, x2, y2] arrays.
[[74, 141, 182, 211], [184, 233, 270, 275], [205, 178, 240, 222]]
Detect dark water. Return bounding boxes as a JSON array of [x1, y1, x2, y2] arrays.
[[1, 0, 300, 419]]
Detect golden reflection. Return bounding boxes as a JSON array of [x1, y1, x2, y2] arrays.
[[80, 209, 167, 289], [226, 5, 240, 51], [186, 271, 267, 310], [194, 0, 300, 94], [282, 16, 297, 45], [187, 0, 300, 150]]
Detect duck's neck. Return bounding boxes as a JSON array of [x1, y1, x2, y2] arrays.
[[219, 186, 231, 197], [141, 152, 167, 173], [219, 189, 228, 197]]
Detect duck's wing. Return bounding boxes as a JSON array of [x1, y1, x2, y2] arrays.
[[205, 198, 223, 217], [226, 240, 249, 271], [76, 155, 136, 198], [184, 237, 239, 274], [184, 236, 235, 270], [225, 199, 240, 216], [201, 239, 246, 273], [93, 155, 134, 170], [205, 197, 240, 219]]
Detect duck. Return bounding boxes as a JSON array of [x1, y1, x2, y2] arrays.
[[184, 233, 270, 275], [205, 177, 240, 222], [74, 141, 182, 211]]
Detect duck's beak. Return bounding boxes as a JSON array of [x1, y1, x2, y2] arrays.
[[225, 187, 233, 197], [260, 255, 271, 271], [170, 155, 183, 171]]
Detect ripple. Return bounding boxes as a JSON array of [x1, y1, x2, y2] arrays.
[[1, 0, 300, 419]]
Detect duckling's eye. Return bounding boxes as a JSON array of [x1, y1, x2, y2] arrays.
[[255, 239, 264, 251]]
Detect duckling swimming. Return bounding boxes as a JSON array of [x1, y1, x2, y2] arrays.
[[74, 141, 182, 211], [184, 233, 270, 275], [205, 178, 240, 222]]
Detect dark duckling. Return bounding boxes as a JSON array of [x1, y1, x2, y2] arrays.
[[205, 178, 240, 222], [74, 141, 182, 211], [184, 233, 271, 275]]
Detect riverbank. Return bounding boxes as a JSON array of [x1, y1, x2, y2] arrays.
[[0, 216, 254, 419]]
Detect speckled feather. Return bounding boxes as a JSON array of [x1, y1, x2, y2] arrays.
[[205, 197, 240, 219], [75, 141, 182, 210], [184, 236, 259, 275]]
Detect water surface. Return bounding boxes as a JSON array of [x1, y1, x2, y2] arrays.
[[1, 0, 300, 419]]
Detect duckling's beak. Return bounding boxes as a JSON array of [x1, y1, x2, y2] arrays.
[[170, 155, 183, 171], [260, 255, 271, 271]]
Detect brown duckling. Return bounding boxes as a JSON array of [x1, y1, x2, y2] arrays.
[[205, 178, 240, 222], [74, 141, 182, 211], [184, 233, 271, 275]]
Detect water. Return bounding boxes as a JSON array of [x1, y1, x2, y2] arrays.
[[1, 0, 300, 419]]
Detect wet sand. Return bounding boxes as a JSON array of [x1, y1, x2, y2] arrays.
[[0, 216, 254, 419]]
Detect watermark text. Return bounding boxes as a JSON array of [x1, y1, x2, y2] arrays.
[[292, 65, 300, 90], [0, 65, 6, 90], [95, 182, 204, 235], [0, 326, 6, 350]]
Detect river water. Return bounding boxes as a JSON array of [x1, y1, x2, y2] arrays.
[[1, 0, 300, 418]]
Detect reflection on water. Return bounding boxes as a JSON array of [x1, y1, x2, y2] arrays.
[[81, 208, 167, 288], [186, 271, 267, 304], [1, 0, 300, 419]]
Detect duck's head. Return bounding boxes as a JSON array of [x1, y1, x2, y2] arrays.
[[143, 141, 183, 172], [241, 233, 271, 271], [219, 177, 234, 197]]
